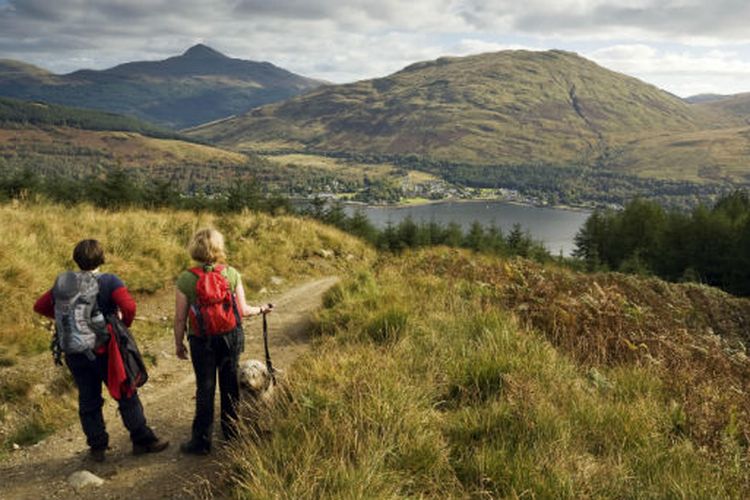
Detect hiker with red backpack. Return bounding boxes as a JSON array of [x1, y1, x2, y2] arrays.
[[33, 239, 169, 462], [174, 228, 272, 455]]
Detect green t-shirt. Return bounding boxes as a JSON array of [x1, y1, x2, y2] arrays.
[[176, 264, 241, 304]]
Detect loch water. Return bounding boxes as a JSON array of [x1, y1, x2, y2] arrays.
[[345, 200, 591, 256]]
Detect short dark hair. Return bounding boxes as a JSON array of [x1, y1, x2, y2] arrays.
[[73, 239, 105, 271]]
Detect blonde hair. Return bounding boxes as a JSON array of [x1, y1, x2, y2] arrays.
[[188, 228, 227, 264]]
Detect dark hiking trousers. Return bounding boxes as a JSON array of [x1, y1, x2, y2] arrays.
[[65, 352, 156, 451], [188, 330, 241, 449]]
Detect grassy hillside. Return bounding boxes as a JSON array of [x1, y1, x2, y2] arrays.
[[0, 45, 323, 129], [224, 249, 750, 498], [190, 50, 726, 164], [0, 98, 448, 203], [685, 94, 730, 104], [2, 200, 749, 497], [0, 201, 373, 451], [0, 202, 372, 350]]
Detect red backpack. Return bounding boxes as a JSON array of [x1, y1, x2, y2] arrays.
[[188, 265, 241, 336]]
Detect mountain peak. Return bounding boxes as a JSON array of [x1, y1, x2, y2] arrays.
[[182, 44, 227, 59]]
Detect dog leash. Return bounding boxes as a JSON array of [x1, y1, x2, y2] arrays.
[[262, 311, 276, 383]]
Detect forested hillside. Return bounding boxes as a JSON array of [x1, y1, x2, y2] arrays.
[[0, 97, 180, 139], [574, 190, 750, 296]]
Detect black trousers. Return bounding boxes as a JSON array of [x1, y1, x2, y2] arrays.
[[188, 331, 241, 448], [65, 352, 156, 450]]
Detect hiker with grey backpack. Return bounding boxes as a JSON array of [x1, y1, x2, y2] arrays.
[[174, 228, 272, 455], [33, 239, 168, 462]]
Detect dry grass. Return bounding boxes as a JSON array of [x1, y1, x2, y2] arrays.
[[0, 201, 373, 349], [408, 249, 750, 449]]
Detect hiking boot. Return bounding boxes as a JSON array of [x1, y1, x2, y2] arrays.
[[89, 447, 106, 463], [132, 438, 170, 455], [180, 440, 210, 456]]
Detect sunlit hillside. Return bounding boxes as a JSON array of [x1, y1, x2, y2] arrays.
[[0, 96, 268, 190], [0, 202, 372, 350]]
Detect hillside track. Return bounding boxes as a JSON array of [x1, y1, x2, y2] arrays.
[[0, 276, 339, 500]]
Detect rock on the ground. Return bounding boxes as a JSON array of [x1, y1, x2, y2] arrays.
[[315, 248, 334, 258], [67, 470, 104, 489], [270, 276, 284, 286]]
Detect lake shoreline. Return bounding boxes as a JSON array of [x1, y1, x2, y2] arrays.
[[342, 197, 594, 215]]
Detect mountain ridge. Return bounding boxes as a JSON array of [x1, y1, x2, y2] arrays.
[[0, 44, 324, 128]]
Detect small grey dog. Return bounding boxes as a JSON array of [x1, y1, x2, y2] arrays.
[[239, 359, 275, 403]]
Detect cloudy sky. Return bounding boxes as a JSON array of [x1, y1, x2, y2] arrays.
[[1, 0, 750, 97]]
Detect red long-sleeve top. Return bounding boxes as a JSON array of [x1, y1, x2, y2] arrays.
[[34, 283, 136, 327]]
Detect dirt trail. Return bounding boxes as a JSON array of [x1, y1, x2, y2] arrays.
[[1, 277, 338, 500]]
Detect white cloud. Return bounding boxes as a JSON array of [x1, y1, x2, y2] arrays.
[[588, 44, 750, 96], [0, 0, 750, 95], [456, 0, 750, 43], [447, 39, 539, 56]]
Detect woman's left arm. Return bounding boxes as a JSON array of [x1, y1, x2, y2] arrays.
[[235, 280, 271, 317]]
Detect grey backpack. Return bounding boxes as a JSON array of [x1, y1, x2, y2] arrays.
[[52, 271, 108, 359]]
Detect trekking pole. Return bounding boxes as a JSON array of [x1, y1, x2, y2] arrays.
[[262, 310, 276, 383]]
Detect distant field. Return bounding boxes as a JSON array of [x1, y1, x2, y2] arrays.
[[262, 153, 440, 184], [263, 153, 394, 180]]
